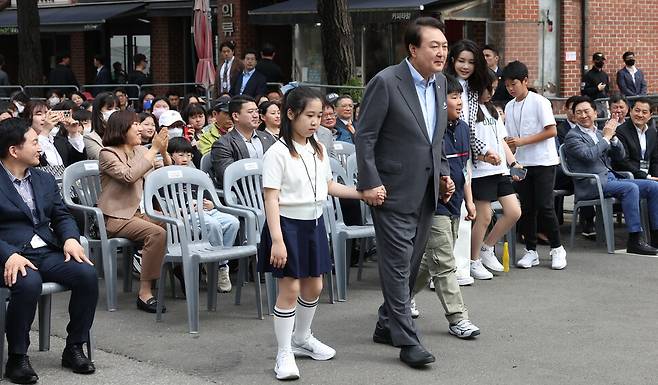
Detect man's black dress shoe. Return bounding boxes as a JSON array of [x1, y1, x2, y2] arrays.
[[627, 240, 658, 255], [62, 344, 95, 374], [399, 345, 436, 368], [372, 325, 393, 346], [137, 296, 166, 313], [4, 354, 38, 384]]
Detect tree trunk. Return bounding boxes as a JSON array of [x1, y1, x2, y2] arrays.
[[317, 0, 355, 86], [17, 0, 42, 85]]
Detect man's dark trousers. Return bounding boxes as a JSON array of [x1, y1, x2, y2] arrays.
[[1, 247, 98, 354]]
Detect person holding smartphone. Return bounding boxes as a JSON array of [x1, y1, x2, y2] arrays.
[[502, 61, 567, 270], [470, 77, 522, 280]]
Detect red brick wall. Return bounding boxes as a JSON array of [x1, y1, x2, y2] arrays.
[[150, 17, 186, 95], [69, 32, 86, 85], [503, 0, 540, 87], [585, 0, 658, 95], [558, 0, 581, 97]]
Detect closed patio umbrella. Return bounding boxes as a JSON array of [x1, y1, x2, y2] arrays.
[[193, 0, 216, 91]]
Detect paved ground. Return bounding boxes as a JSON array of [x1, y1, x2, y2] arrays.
[[19, 221, 658, 385]]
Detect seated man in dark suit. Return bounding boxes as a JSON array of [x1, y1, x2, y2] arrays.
[[563, 96, 658, 255], [229, 50, 267, 98], [333, 95, 356, 144], [612, 97, 658, 180], [0, 118, 98, 383], [210, 95, 276, 187]]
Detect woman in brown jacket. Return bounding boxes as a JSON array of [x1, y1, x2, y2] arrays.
[[97, 110, 172, 313]]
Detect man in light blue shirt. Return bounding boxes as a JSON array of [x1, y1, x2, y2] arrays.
[[230, 50, 267, 98], [406, 58, 437, 140]]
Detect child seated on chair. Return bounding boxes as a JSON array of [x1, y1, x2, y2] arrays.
[[168, 137, 240, 293]]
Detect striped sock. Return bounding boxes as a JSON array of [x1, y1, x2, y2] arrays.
[[293, 297, 319, 344], [273, 306, 296, 352]]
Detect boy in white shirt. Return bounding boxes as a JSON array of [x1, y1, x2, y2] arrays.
[[502, 61, 567, 270]]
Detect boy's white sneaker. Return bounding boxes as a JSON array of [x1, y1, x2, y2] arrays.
[[470, 259, 493, 280], [449, 319, 481, 339], [480, 245, 504, 272], [410, 298, 420, 319], [550, 246, 567, 270], [291, 334, 336, 361], [517, 249, 540, 268], [275, 349, 299, 380]]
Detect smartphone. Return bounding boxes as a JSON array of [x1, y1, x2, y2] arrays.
[[510, 167, 527, 180], [63, 109, 71, 119], [183, 125, 192, 141]]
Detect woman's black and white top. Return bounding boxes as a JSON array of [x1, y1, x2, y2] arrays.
[[504, 91, 558, 167], [263, 140, 332, 220], [472, 104, 509, 179], [458, 78, 488, 157]]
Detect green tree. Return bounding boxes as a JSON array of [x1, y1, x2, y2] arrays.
[[317, 0, 355, 86]]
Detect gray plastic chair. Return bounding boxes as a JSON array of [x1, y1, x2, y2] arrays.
[[200, 152, 224, 198], [333, 142, 355, 169], [62, 160, 136, 311], [222, 159, 278, 314], [143, 166, 261, 334], [559, 145, 617, 253], [327, 160, 376, 301], [0, 237, 94, 377]]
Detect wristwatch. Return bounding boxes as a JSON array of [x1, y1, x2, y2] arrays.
[[509, 161, 518, 168]]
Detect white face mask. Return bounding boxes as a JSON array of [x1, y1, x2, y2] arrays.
[[83, 125, 92, 135], [152, 107, 168, 120], [101, 109, 116, 122], [168, 127, 184, 138], [14, 102, 24, 114], [48, 97, 61, 107]]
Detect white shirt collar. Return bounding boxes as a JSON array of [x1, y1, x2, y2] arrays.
[[405, 58, 435, 87], [635, 123, 648, 134]]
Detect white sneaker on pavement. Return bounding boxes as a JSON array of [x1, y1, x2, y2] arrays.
[[275, 349, 300, 380], [217, 265, 232, 293], [410, 298, 420, 319], [550, 246, 567, 270], [291, 334, 336, 361], [517, 249, 539, 268], [449, 319, 481, 339], [457, 274, 474, 286], [480, 245, 504, 272], [428, 279, 435, 291], [470, 259, 493, 280]]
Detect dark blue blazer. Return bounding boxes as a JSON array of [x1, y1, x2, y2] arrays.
[[616, 67, 647, 97], [229, 70, 267, 98], [333, 119, 355, 144], [0, 167, 80, 264]]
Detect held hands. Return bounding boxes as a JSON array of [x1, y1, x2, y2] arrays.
[[63, 239, 94, 265], [465, 201, 476, 221], [270, 240, 288, 269], [440, 176, 455, 203], [483, 150, 502, 166], [362, 185, 387, 206], [3, 253, 37, 287]]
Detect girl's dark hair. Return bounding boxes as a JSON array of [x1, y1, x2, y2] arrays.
[[181, 103, 206, 123], [476, 73, 499, 122], [279, 86, 324, 160], [138, 111, 159, 129], [258, 100, 280, 130], [91, 92, 118, 138], [103, 110, 139, 147], [73, 108, 91, 123], [71, 91, 87, 101], [179, 93, 201, 112], [151, 96, 171, 110], [445, 39, 490, 95], [25, 100, 48, 127], [10, 91, 30, 105], [167, 137, 194, 155], [46, 89, 64, 99]]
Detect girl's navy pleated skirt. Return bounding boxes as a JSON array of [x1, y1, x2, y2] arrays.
[[258, 215, 331, 278]]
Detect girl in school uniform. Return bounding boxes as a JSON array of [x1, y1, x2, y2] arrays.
[[259, 86, 365, 381]]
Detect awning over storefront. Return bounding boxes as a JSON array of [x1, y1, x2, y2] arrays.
[[146, 0, 217, 17], [249, 0, 455, 25], [0, 3, 144, 34]]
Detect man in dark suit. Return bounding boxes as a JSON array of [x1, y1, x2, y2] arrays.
[[612, 97, 658, 179], [210, 95, 275, 187], [92, 54, 112, 96], [563, 96, 658, 255], [0, 118, 97, 383], [483, 44, 512, 103], [616, 51, 648, 97], [355, 17, 453, 368], [216, 41, 244, 96], [255, 43, 284, 84], [333, 95, 356, 144], [230, 50, 267, 98], [48, 53, 79, 91]]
